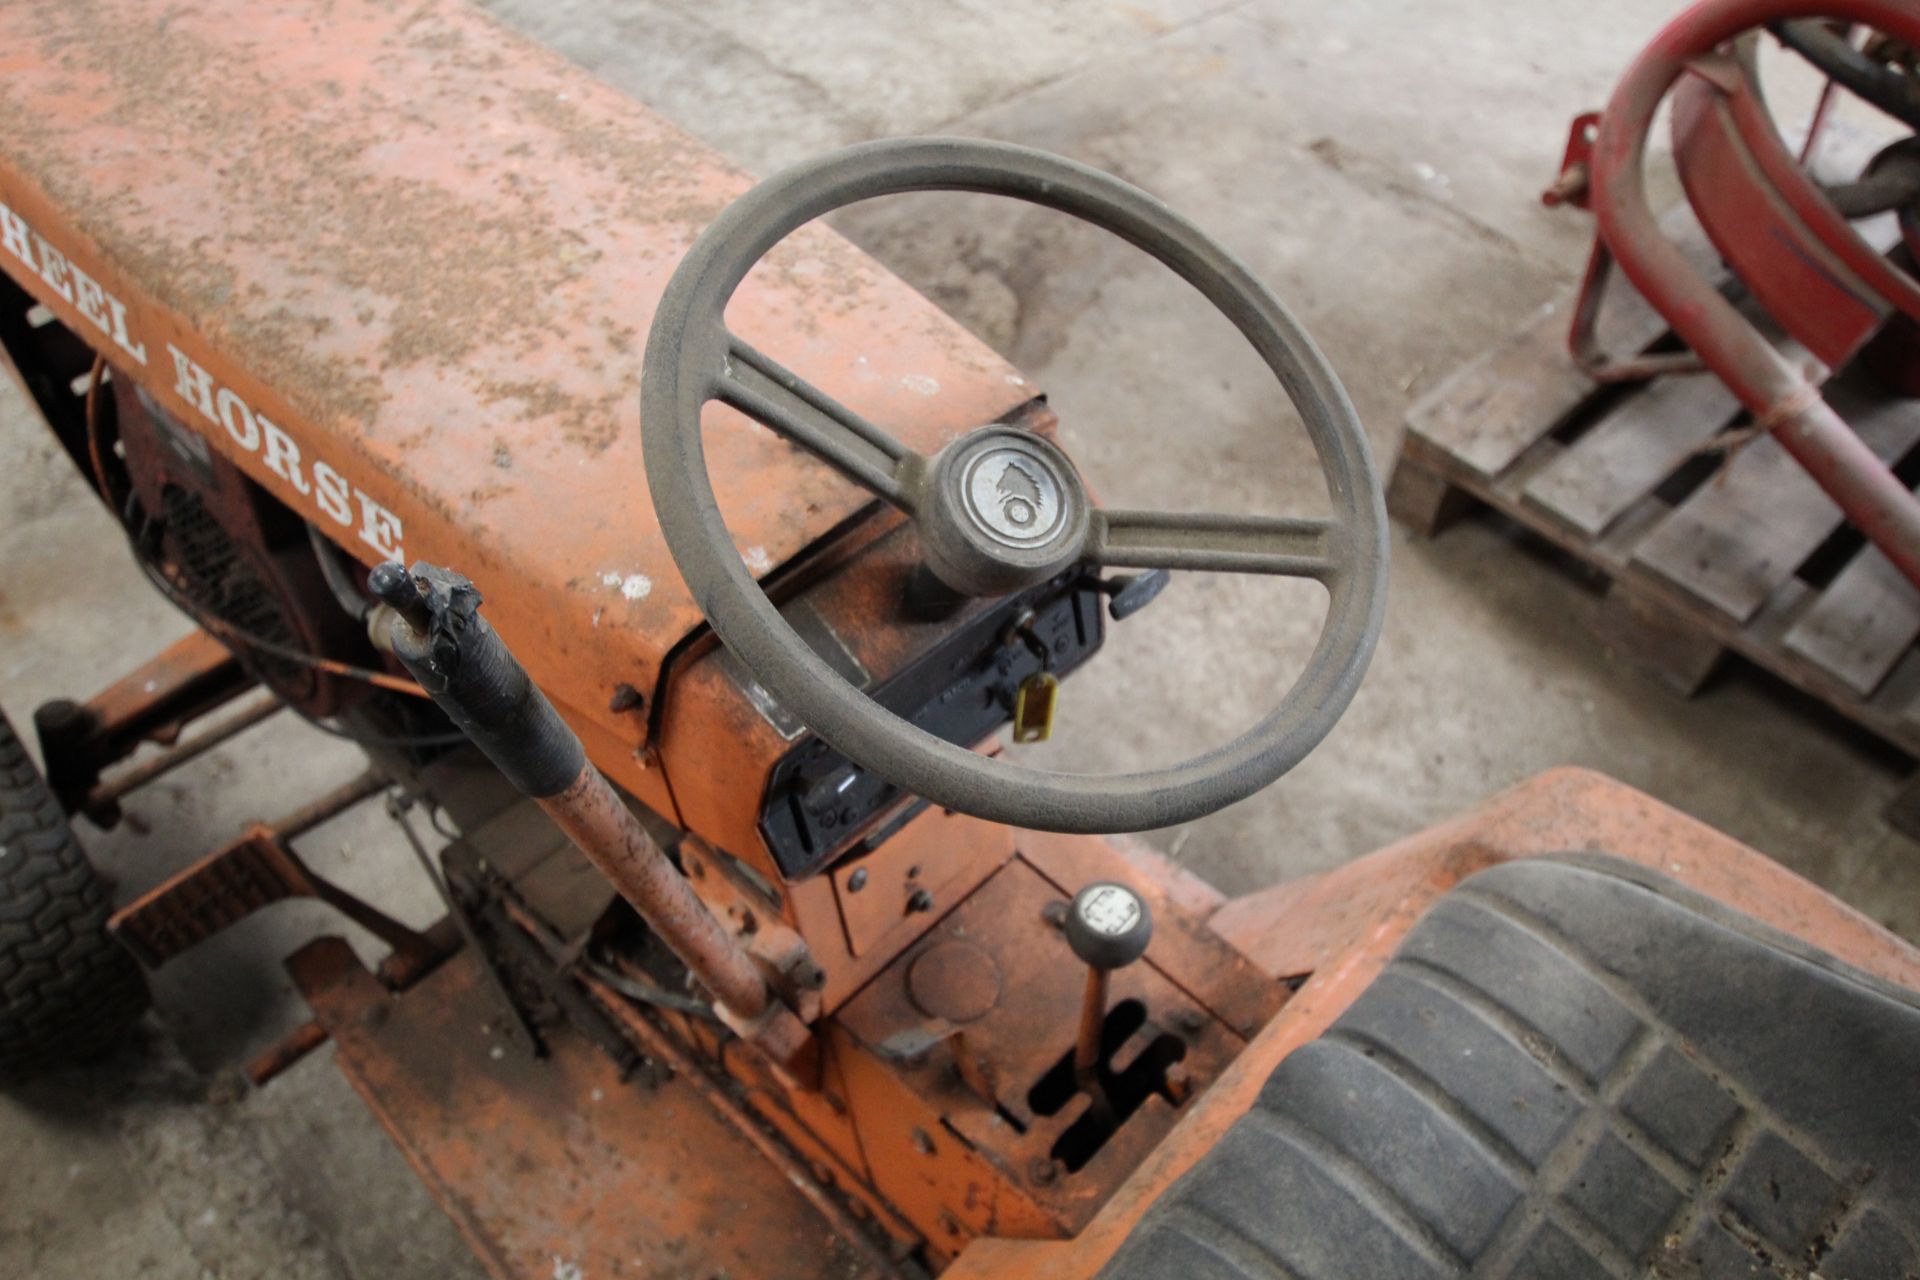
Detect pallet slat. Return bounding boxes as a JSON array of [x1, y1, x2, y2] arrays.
[[1405, 300, 1605, 479], [1630, 376, 1920, 625], [1406, 207, 1717, 482], [1783, 517, 1920, 698], [1521, 371, 1740, 538]]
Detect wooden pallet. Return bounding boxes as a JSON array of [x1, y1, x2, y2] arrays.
[[1390, 273, 1920, 808]]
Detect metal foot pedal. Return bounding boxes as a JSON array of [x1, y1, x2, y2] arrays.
[[109, 829, 310, 966], [107, 771, 435, 971]]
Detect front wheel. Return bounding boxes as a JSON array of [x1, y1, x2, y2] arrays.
[[0, 705, 148, 1085]]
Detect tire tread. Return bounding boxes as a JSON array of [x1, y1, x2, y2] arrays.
[[0, 707, 147, 1084]]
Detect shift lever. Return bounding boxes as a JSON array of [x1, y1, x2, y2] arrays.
[[1063, 881, 1154, 1122]]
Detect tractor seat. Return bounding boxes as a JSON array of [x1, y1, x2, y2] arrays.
[[1100, 854, 1920, 1279]]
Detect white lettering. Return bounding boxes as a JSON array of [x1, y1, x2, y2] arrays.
[[215, 386, 259, 451], [29, 234, 72, 302], [0, 204, 32, 266], [168, 344, 217, 421], [0, 203, 147, 364], [105, 294, 147, 364], [354, 489, 405, 561], [69, 262, 109, 331], [313, 460, 353, 526], [259, 416, 310, 494], [2, 209, 373, 543]]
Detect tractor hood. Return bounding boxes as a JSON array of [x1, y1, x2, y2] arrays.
[[0, 0, 1032, 773]]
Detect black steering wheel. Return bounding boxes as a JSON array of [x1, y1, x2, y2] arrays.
[[642, 137, 1387, 834]]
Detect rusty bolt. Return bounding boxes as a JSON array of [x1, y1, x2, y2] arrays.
[[809, 1160, 836, 1187], [1178, 1008, 1206, 1033], [607, 682, 644, 714], [906, 888, 934, 914], [847, 867, 868, 893], [910, 1127, 936, 1156], [1028, 1157, 1060, 1186]]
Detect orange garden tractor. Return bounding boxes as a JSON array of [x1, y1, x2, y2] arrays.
[[4, 1, 1920, 1278]]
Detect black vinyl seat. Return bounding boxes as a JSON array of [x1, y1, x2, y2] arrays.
[[1101, 854, 1920, 1279]]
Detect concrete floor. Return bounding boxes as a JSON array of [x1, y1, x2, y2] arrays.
[[4, 1, 1918, 1276]]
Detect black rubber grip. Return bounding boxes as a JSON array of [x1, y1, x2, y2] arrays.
[[378, 562, 585, 799]]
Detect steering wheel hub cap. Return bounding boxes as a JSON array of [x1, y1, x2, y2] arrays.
[[917, 426, 1090, 597], [962, 443, 1067, 548]]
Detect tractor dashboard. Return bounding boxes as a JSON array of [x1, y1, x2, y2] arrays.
[[758, 569, 1106, 878]]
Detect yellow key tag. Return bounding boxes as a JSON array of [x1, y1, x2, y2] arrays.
[[1012, 671, 1059, 744]]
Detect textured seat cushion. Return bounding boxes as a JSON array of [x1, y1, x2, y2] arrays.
[[1101, 853, 1920, 1279]]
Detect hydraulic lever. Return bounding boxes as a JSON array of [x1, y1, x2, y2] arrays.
[[365, 560, 817, 1081]]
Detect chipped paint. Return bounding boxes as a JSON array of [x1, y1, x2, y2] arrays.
[[742, 545, 772, 575], [599, 570, 649, 600], [901, 373, 941, 396]]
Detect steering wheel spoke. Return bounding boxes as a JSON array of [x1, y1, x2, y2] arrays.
[[714, 335, 921, 509], [1087, 509, 1339, 580]]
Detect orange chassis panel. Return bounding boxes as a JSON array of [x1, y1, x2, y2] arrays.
[[291, 769, 1919, 1279], [0, 0, 1031, 823], [950, 768, 1920, 1278]]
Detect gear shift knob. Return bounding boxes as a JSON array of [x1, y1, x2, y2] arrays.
[[1065, 881, 1153, 1126], [1065, 882, 1153, 972]]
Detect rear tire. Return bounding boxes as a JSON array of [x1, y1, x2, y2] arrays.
[[0, 706, 148, 1085]]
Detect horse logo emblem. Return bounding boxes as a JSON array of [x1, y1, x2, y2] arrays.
[[995, 460, 1044, 530]]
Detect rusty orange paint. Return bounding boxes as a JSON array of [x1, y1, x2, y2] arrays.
[[833, 852, 1258, 1243], [0, 0, 1032, 826], [603, 817, 1272, 1267], [536, 764, 773, 1019], [81, 628, 244, 746], [293, 938, 887, 1280], [285, 764, 1920, 1280], [947, 768, 1920, 1279]]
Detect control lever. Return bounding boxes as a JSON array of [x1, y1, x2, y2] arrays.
[[1063, 881, 1154, 1124], [1098, 569, 1171, 622]]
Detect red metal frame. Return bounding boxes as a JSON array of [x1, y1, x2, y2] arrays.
[[1583, 0, 1920, 589]]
